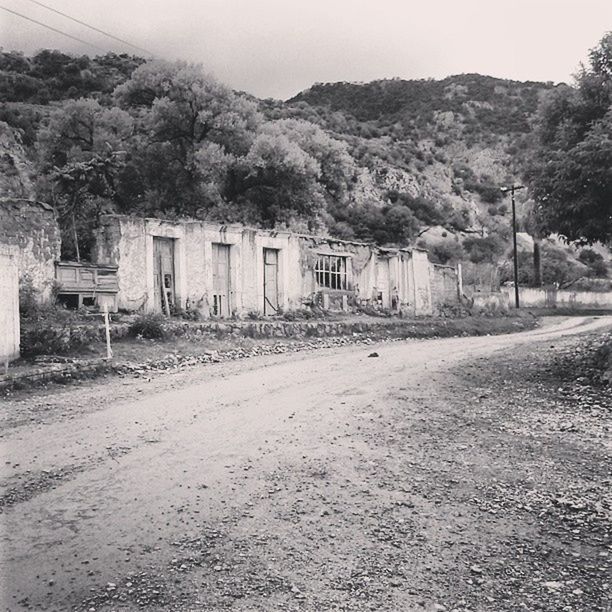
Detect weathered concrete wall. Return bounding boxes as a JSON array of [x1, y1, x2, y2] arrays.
[[95, 216, 147, 311], [470, 291, 510, 314], [430, 263, 459, 309], [296, 235, 379, 307], [94, 215, 435, 317], [502, 286, 612, 310], [0, 247, 20, 363], [0, 199, 61, 301], [95, 217, 304, 315]]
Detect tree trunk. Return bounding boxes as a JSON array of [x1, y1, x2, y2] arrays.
[[533, 238, 542, 287], [72, 210, 81, 263]]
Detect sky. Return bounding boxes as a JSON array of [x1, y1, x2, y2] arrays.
[[1, 0, 611, 99]]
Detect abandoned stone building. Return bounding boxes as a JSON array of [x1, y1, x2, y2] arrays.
[[93, 215, 460, 317]]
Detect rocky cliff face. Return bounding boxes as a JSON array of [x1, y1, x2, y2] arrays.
[[0, 122, 35, 199]]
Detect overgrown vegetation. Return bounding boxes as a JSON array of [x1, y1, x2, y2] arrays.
[[128, 313, 168, 339], [18, 277, 94, 357]]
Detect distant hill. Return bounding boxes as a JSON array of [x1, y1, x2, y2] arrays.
[[0, 49, 143, 144], [261, 75, 557, 252], [289, 74, 553, 137]]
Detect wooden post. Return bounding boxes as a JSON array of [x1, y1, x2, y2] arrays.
[[103, 304, 112, 360], [456, 262, 463, 300]]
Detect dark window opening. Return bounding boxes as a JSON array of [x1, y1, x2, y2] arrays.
[[57, 294, 79, 309]]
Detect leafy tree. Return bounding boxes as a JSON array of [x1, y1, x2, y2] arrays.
[[578, 248, 608, 277], [463, 234, 505, 264], [49, 157, 119, 260], [37, 98, 133, 166], [236, 128, 325, 226], [114, 60, 261, 216], [227, 119, 356, 227], [429, 240, 465, 264], [36, 98, 133, 259], [526, 33, 612, 244]]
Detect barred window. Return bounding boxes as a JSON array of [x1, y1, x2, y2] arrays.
[[315, 254, 348, 290]]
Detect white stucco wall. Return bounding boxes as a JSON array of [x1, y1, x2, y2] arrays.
[[410, 250, 433, 315], [0, 247, 20, 363], [502, 286, 612, 310]]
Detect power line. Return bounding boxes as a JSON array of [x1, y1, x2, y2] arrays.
[[22, 0, 155, 57], [0, 5, 109, 52]]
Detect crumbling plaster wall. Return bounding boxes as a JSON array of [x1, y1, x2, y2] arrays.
[[296, 236, 380, 305], [95, 216, 303, 315], [95, 216, 148, 311], [430, 263, 460, 309], [94, 215, 438, 317], [0, 199, 61, 301], [410, 250, 434, 315], [0, 246, 20, 363]]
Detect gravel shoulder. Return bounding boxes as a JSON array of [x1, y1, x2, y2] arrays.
[[0, 316, 610, 612]]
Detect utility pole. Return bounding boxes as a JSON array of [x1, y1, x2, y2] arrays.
[[501, 184, 524, 308]]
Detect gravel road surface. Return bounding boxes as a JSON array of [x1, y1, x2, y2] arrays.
[[1, 316, 610, 611]]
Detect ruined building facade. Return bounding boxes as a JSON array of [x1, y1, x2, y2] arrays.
[[94, 215, 460, 317]]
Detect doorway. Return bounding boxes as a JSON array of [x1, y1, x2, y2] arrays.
[[263, 248, 279, 315], [153, 237, 175, 314], [212, 243, 231, 317]]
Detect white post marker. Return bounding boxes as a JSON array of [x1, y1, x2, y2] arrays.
[[103, 303, 113, 360]]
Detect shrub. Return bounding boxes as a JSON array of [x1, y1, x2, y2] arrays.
[[21, 324, 78, 357], [282, 308, 319, 321], [19, 275, 40, 320], [464, 178, 503, 204], [429, 241, 464, 264], [463, 235, 505, 264], [578, 249, 608, 278], [128, 313, 167, 339]]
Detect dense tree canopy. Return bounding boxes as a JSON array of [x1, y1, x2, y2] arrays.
[[526, 33, 612, 244], [35, 99, 133, 259]]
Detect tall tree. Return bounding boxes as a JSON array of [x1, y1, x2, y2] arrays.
[[36, 98, 133, 259], [526, 33, 612, 244], [114, 60, 261, 216]]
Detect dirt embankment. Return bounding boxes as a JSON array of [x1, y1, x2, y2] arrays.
[[5, 314, 537, 393]]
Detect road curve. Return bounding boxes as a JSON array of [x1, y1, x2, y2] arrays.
[[1, 315, 611, 610]]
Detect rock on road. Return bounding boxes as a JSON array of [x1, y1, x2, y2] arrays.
[[1, 316, 611, 611]]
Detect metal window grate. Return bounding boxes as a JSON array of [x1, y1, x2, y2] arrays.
[[315, 254, 347, 290]]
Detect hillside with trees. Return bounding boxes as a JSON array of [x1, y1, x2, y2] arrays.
[[1, 35, 610, 286]]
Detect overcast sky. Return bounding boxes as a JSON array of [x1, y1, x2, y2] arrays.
[[1, 0, 611, 99]]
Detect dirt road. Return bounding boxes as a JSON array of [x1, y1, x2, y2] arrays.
[[1, 316, 611, 612]]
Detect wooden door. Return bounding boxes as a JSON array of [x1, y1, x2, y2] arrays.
[[263, 248, 279, 315], [212, 243, 231, 317], [153, 237, 175, 314]]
